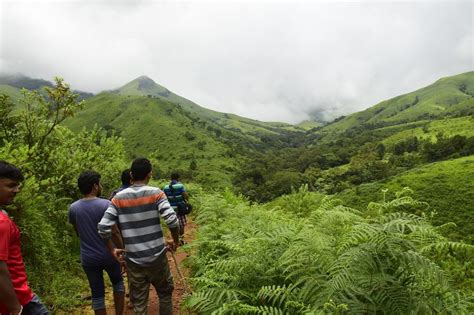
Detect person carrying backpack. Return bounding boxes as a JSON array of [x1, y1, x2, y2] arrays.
[[163, 172, 190, 245]]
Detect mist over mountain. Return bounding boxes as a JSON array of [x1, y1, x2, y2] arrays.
[[0, 73, 94, 101]]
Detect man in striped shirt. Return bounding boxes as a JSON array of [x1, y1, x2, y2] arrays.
[[98, 158, 179, 315]]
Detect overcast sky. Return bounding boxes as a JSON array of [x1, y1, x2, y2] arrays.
[[1, 0, 472, 123]]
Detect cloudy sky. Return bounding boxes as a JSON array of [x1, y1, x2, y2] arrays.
[[0, 0, 472, 123]]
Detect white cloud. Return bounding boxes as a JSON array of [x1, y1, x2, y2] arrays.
[[0, 0, 472, 123]]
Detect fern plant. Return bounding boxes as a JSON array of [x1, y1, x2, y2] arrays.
[[184, 188, 473, 314]]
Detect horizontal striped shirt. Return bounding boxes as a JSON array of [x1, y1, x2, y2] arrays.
[[98, 184, 178, 266]]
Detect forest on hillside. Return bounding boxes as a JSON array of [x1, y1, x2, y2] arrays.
[[0, 78, 473, 313]]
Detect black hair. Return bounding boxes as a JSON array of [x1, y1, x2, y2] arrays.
[[121, 169, 131, 185], [171, 171, 180, 180], [131, 158, 152, 181], [0, 160, 24, 181], [78, 171, 101, 195]]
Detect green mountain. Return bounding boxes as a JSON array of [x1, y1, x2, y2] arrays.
[[336, 155, 474, 243], [318, 71, 474, 137], [0, 73, 94, 101], [62, 76, 307, 186], [0, 73, 54, 90], [112, 75, 301, 136], [64, 92, 240, 186]]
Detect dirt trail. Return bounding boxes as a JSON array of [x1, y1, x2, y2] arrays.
[[79, 221, 196, 315]]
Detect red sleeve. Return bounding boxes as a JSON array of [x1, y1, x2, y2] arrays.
[[0, 220, 11, 261]]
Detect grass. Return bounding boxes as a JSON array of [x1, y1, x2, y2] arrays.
[[337, 155, 474, 243], [382, 116, 474, 148], [63, 93, 245, 186], [320, 71, 474, 134]]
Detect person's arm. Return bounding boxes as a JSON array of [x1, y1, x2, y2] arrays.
[[157, 192, 180, 250], [0, 221, 22, 314], [98, 201, 124, 262], [111, 224, 124, 249], [182, 191, 189, 203], [0, 261, 22, 314], [71, 223, 79, 236], [68, 207, 78, 236]]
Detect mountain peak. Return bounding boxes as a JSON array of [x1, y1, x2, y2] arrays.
[[116, 75, 170, 97], [133, 75, 158, 91], [134, 75, 155, 83]]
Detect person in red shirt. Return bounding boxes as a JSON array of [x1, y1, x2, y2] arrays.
[[0, 161, 49, 315]]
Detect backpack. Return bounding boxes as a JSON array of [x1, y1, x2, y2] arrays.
[[168, 182, 192, 215]]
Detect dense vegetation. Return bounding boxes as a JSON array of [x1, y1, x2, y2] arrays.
[[0, 80, 127, 310], [0, 71, 473, 312], [185, 187, 473, 313]]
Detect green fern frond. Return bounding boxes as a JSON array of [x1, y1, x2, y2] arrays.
[[338, 223, 379, 252], [255, 305, 287, 315], [317, 196, 343, 212], [420, 241, 474, 255], [395, 187, 414, 198], [257, 285, 291, 308]]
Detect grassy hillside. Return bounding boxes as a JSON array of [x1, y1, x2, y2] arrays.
[[62, 76, 309, 185], [64, 92, 246, 186], [113, 76, 299, 138], [0, 73, 53, 90], [0, 74, 94, 100], [296, 119, 324, 130], [382, 116, 474, 148], [337, 156, 474, 243], [0, 84, 22, 103], [319, 71, 474, 136]]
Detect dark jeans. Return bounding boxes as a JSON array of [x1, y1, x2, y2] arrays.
[[22, 294, 49, 315], [82, 262, 124, 309]]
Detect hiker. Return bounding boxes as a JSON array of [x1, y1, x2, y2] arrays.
[[109, 168, 134, 310], [69, 171, 125, 315], [163, 171, 190, 245], [109, 169, 132, 200], [98, 158, 180, 315], [0, 160, 50, 315]]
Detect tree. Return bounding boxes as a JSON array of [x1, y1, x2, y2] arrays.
[[185, 131, 196, 141], [0, 94, 18, 142], [18, 77, 84, 150], [375, 143, 385, 159]]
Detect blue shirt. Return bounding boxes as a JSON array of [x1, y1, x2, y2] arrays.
[[163, 180, 186, 209], [69, 198, 116, 266]]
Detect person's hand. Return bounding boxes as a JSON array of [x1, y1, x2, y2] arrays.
[[113, 248, 126, 264], [11, 304, 22, 315], [166, 240, 177, 252], [120, 262, 128, 276]]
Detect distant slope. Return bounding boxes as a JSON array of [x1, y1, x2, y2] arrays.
[[112, 76, 298, 138], [63, 92, 249, 186], [381, 116, 474, 149], [0, 84, 22, 103], [337, 156, 474, 243], [320, 71, 474, 136], [0, 73, 53, 90], [296, 120, 324, 130], [0, 73, 94, 101], [1, 74, 304, 185]]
